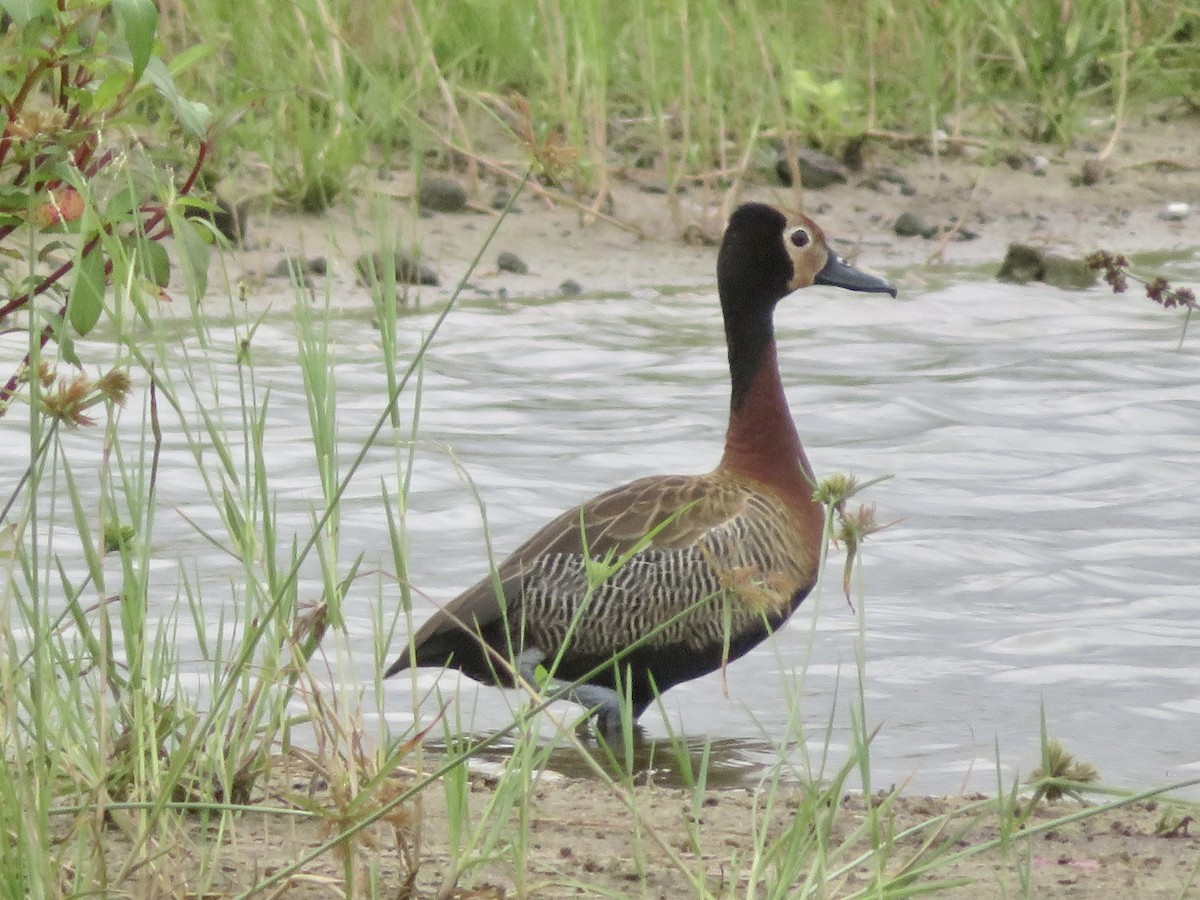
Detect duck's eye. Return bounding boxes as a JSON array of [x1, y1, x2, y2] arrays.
[[789, 228, 810, 248]]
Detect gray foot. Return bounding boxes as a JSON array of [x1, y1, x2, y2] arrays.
[[516, 650, 627, 733], [564, 683, 625, 735]]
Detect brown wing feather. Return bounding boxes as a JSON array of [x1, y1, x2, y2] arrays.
[[409, 473, 742, 646]]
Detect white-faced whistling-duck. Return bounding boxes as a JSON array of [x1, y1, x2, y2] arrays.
[[386, 203, 897, 732]]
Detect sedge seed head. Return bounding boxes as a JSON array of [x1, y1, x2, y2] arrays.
[[96, 369, 132, 406]]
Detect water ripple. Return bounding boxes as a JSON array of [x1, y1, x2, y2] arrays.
[[4, 265, 1198, 796]]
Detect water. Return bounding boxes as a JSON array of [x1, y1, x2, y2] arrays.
[[3, 261, 1198, 796]]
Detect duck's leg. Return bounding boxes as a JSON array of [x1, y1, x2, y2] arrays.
[[515, 649, 625, 732]]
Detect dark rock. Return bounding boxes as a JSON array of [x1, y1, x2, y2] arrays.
[[859, 168, 913, 196], [893, 211, 926, 238], [497, 251, 528, 274], [491, 188, 513, 210], [355, 250, 439, 287], [269, 255, 326, 278], [417, 176, 468, 213], [634, 149, 657, 169], [558, 279, 583, 296], [637, 180, 670, 195], [841, 135, 867, 172], [775, 147, 848, 189], [1076, 157, 1107, 186], [997, 243, 1096, 290], [876, 168, 911, 188], [997, 244, 1046, 284]]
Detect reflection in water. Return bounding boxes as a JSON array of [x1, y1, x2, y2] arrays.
[[4, 261, 1199, 796], [427, 731, 800, 791]]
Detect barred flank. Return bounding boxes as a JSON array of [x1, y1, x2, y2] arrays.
[[518, 492, 807, 656]]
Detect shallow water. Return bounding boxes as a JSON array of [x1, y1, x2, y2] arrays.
[[4, 258, 1198, 796]]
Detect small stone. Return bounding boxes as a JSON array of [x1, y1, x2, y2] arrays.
[[558, 279, 583, 296], [417, 176, 468, 213], [997, 243, 1047, 284], [876, 168, 910, 188], [637, 179, 669, 195], [1159, 202, 1191, 221], [491, 188, 513, 210], [775, 147, 848, 189], [1029, 155, 1050, 177], [269, 255, 326, 278], [355, 250, 438, 287], [893, 211, 926, 238], [1078, 157, 1106, 186], [841, 135, 867, 172], [497, 251, 528, 274]]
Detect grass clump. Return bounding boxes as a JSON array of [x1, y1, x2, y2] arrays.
[[150, 0, 1198, 220]]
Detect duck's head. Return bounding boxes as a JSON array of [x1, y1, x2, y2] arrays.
[[717, 203, 896, 316]]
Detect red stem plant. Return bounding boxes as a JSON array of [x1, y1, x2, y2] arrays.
[[0, 0, 213, 418]]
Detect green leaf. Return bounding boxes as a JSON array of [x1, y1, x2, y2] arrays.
[[113, 0, 158, 82], [132, 237, 171, 287], [0, 0, 52, 27], [92, 73, 128, 113], [143, 57, 212, 137], [37, 307, 79, 366], [69, 247, 107, 335], [105, 186, 137, 222], [167, 210, 210, 301]]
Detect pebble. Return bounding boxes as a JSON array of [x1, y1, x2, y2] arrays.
[[1078, 157, 1106, 186], [1159, 202, 1191, 221], [893, 211, 927, 238], [497, 251, 529, 274], [355, 250, 439, 287], [269, 255, 327, 278], [775, 147, 848, 189], [1029, 155, 1050, 177], [491, 188, 514, 210], [417, 176, 468, 213]]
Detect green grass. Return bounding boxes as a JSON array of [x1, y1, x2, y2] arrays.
[[6, 230, 1199, 892], [4, 1, 1200, 895], [157, 0, 1198, 213]]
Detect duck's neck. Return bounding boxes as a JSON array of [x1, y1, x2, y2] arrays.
[[718, 318, 818, 506]]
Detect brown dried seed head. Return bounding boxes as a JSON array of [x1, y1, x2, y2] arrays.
[[96, 369, 132, 405], [6, 108, 69, 141], [42, 372, 96, 426]]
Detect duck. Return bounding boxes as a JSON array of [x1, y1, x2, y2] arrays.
[[386, 202, 896, 732]]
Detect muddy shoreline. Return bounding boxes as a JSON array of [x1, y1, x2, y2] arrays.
[[195, 122, 1200, 897], [219, 117, 1199, 318]]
